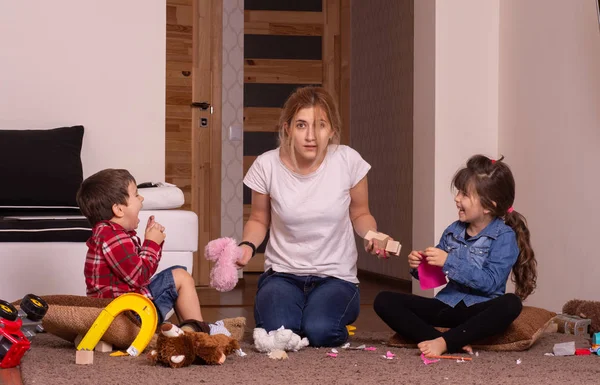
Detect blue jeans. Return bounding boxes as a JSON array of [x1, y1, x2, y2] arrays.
[[254, 269, 360, 347], [148, 265, 186, 324]]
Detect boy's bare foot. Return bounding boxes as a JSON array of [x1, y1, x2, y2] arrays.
[[418, 337, 447, 357], [463, 345, 473, 354]]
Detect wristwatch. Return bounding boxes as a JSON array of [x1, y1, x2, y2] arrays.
[[238, 241, 257, 258]]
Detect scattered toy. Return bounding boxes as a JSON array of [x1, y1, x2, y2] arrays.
[[428, 354, 472, 361], [268, 350, 288, 360], [253, 326, 309, 353], [552, 341, 576, 356], [421, 353, 440, 365]]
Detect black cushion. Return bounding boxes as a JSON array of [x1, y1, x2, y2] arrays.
[[0, 126, 84, 207]]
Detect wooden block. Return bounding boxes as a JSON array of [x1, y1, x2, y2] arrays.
[[553, 314, 591, 338], [76, 350, 94, 365], [385, 240, 402, 256], [95, 341, 113, 353], [364, 230, 390, 250]]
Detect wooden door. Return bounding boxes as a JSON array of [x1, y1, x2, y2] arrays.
[[165, 0, 222, 285], [242, 0, 350, 271]]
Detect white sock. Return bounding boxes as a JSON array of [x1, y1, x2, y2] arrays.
[[209, 320, 231, 336]]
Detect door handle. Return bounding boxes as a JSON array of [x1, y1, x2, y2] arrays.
[[191, 102, 210, 110]]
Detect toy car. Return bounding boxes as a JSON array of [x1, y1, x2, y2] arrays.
[[0, 294, 49, 369]]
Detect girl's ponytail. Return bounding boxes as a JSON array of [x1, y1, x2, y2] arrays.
[[505, 209, 537, 300]]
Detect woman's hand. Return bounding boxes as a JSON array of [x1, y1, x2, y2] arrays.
[[235, 245, 253, 269], [422, 247, 448, 267], [408, 250, 423, 269], [364, 238, 390, 259]]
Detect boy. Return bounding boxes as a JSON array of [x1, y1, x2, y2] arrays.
[[76, 168, 214, 333]]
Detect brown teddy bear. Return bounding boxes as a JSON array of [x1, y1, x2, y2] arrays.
[[562, 299, 600, 334], [148, 323, 240, 368]]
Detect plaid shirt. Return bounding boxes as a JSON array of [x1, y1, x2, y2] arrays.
[[84, 220, 162, 299]]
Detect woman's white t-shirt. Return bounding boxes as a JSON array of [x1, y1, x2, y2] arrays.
[[243, 144, 371, 283]]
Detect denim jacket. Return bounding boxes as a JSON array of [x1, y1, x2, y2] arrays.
[[412, 218, 519, 307]]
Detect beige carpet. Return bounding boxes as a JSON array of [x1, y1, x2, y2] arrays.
[[20, 331, 598, 385]]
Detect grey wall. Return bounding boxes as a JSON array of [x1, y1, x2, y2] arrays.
[[350, 0, 414, 280]]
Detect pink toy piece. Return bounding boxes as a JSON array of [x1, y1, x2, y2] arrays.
[[204, 237, 243, 292], [420, 353, 440, 365], [417, 254, 447, 290]]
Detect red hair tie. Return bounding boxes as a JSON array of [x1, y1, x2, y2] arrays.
[[491, 159, 496, 164], [507, 206, 514, 214]]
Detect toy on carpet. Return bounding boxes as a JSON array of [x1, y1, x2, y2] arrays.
[[14, 295, 246, 354], [562, 299, 600, 334], [148, 323, 240, 367], [205, 237, 243, 292], [253, 326, 309, 353], [75, 293, 158, 365], [0, 294, 48, 369]]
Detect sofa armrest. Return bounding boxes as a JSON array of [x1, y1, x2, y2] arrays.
[[138, 210, 197, 253]]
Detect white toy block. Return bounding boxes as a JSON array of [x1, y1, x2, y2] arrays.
[[76, 350, 94, 365], [95, 340, 113, 353]]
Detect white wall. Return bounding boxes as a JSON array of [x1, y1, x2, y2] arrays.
[[413, 0, 500, 295], [499, 0, 600, 312], [0, 1, 166, 183]]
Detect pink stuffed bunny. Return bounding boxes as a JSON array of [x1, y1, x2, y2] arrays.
[[204, 237, 243, 292]]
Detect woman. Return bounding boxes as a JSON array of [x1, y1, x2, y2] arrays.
[[237, 86, 385, 347]]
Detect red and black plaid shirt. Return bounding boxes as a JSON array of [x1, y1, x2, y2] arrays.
[[84, 220, 162, 299]]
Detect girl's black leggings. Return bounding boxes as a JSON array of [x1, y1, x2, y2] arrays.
[[373, 291, 522, 353]]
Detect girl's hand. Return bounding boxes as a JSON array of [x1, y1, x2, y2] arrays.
[[235, 245, 253, 269], [364, 238, 389, 259], [422, 247, 448, 267], [408, 250, 423, 269]]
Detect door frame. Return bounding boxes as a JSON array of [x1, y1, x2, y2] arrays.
[[191, 0, 222, 285]]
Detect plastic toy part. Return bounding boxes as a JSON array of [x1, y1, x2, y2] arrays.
[[77, 293, 158, 357], [0, 294, 49, 369]]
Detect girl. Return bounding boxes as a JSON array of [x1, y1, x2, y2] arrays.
[[235, 86, 386, 347], [374, 154, 537, 356]]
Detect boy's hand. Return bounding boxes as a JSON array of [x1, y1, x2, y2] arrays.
[[408, 250, 423, 269], [235, 245, 253, 269], [146, 215, 156, 232], [145, 221, 166, 244], [422, 247, 448, 267]]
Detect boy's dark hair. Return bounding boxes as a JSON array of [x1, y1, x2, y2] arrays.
[[76, 169, 136, 226], [452, 155, 537, 300]]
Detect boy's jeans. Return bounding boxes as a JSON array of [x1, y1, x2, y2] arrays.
[[254, 269, 360, 347]]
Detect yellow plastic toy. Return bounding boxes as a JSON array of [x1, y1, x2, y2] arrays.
[[346, 325, 357, 336], [76, 293, 158, 357]]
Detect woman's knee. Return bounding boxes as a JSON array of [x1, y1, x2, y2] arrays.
[[303, 321, 347, 347], [254, 277, 303, 332]]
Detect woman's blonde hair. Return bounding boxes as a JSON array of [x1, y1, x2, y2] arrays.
[[278, 86, 342, 169]]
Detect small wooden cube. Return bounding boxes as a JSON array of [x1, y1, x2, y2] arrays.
[[76, 350, 94, 365], [95, 340, 113, 353], [364, 230, 390, 250], [385, 240, 402, 256]]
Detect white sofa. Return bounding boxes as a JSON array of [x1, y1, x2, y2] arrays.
[[0, 126, 197, 302], [0, 210, 197, 303]]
